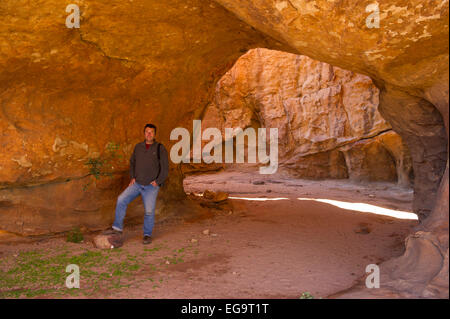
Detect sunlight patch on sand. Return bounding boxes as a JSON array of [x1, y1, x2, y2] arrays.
[[297, 198, 418, 220], [190, 193, 289, 201], [229, 196, 289, 201]]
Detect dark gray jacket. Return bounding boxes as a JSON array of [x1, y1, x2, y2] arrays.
[[130, 141, 169, 186]]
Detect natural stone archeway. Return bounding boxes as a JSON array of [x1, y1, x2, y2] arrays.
[[0, 0, 448, 298], [200, 48, 413, 185]]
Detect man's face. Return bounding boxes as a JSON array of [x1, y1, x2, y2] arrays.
[[144, 127, 156, 143]]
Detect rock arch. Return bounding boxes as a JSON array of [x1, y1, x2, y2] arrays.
[[0, 0, 448, 298]]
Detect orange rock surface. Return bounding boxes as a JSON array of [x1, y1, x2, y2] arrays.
[[0, 0, 448, 298], [0, 0, 287, 234]]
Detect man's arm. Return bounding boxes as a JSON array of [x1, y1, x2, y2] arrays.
[[155, 144, 169, 186]]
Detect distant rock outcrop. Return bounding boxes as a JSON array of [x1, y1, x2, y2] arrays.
[[201, 49, 413, 185]]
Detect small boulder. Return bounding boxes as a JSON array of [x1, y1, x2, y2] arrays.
[[213, 191, 228, 203], [93, 233, 124, 249], [203, 190, 215, 199]]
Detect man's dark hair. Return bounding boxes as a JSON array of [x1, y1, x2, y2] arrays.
[[144, 123, 157, 134]]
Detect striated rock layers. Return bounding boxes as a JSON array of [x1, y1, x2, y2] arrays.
[[201, 49, 413, 185]]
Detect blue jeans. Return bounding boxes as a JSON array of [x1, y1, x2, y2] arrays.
[[112, 182, 160, 236]]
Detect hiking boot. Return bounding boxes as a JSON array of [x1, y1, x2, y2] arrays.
[[143, 235, 152, 245], [104, 228, 123, 236]]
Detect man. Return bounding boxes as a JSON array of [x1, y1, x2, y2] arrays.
[[110, 123, 169, 244]]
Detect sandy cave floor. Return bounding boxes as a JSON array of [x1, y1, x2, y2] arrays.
[[0, 170, 417, 299]]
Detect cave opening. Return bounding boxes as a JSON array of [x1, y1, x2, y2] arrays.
[[177, 48, 420, 297], [182, 48, 417, 218]]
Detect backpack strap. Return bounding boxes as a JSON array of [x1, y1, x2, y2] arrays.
[[157, 142, 161, 161], [155, 143, 162, 186]]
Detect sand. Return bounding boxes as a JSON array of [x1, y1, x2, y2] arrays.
[[0, 170, 417, 298]]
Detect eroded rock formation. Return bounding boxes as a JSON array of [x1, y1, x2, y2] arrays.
[[213, 0, 449, 299], [200, 49, 412, 184], [0, 0, 448, 298], [214, 0, 448, 218]]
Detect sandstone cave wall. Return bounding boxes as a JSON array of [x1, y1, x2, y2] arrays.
[[0, 0, 290, 235], [0, 0, 448, 298]]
